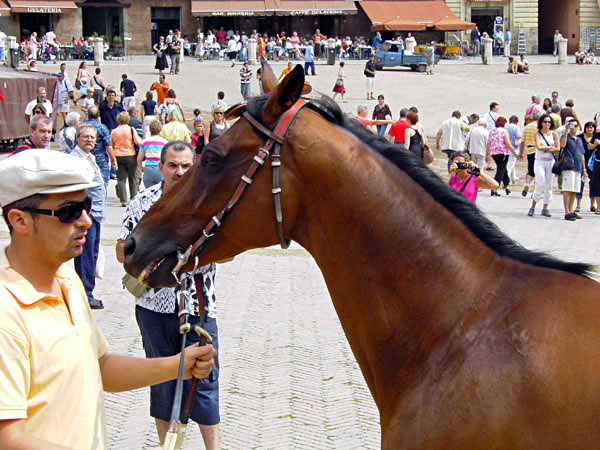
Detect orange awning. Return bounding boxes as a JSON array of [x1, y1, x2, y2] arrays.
[[268, 0, 357, 15], [7, 0, 77, 13], [0, 0, 10, 15], [362, 0, 475, 32], [191, 0, 270, 16]]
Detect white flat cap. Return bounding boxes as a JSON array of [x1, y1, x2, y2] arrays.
[[0, 149, 98, 206]]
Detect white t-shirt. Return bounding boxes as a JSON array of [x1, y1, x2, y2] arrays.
[[440, 117, 466, 151], [25, 98, 53, 117], [227, 38, 237, 52], [484, 111, 497, 131], [465, 126, 489, 157], [45, 31, 56, 44]]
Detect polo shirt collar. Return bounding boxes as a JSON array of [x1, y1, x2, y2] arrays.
[[0, 245, 72, 306]]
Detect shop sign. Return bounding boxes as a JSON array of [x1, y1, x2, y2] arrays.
[[27, 6, 63, 12], [290, 9, 344, 15], [212, 11, 255, 16]]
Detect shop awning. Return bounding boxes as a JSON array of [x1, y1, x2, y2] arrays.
[[7, 0, 78, 13], [191, 0, 271, 17], [362, 0, 475, 32], [268, 0, 357, 15], [0, 0, 10, 16]]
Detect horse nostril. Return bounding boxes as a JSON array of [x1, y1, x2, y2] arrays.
[[124, 236, 136, 258]]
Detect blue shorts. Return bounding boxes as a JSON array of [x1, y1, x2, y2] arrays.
[[241, 82, 250, 97], [135, 305, 220, 425]]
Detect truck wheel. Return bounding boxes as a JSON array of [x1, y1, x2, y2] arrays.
[[375, 64, 383, 71], [417, 64, 426, 72]]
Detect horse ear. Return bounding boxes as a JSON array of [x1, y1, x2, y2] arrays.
[[260, 57, 278, 94], [262, 65, 305, 127]]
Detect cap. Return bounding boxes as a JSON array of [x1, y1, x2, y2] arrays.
[[0, 149, 99, 206]]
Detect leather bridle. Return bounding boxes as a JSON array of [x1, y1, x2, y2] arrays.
[[169, 98, 308, 283]]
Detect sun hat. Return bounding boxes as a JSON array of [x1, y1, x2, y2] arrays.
[[0, 149, 98, 206]]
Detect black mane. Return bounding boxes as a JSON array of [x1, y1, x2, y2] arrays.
[[247, 95, 594, 278]]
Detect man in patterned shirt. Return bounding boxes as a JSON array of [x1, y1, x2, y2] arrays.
[[116, 140, 220, 450], [85, 106, 116, 187]]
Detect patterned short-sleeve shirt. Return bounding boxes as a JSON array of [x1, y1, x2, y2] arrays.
[[119, 183, 216, 318]]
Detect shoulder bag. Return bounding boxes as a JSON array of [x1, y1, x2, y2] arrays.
[[588, 150, 596, 171]]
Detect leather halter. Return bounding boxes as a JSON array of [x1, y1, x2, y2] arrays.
[[170, 98, 308, 282]]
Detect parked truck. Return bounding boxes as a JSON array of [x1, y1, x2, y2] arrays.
[[374, 40, 440, 72], [0, 67, 58, 151]]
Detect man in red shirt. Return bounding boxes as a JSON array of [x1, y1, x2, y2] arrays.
[[388, 108, 409, 148]]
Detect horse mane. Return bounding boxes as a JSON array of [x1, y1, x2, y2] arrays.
[[247, 95, 594, 278]]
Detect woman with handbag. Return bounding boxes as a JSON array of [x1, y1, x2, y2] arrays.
[[486, 116, 521, 197], [153, 36, 169, 75], [75, 61, 90, 106], [527, 114, 559, 217], [560, 117, 588, 220], [404, 111, 433, 165], [577, 121, 599, 213], [332, 61, 347, 102], [110, 111, 143, 206]]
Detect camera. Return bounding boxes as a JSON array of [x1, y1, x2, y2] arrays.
[[456, 162, 468, 170], [567, 122, 577, 129], [467, 167, 481, 176]]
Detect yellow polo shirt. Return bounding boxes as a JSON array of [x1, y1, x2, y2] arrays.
[[522, 121, 538, 155], [0, 245, 108, 449]]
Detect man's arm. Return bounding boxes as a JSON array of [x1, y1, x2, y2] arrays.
[[0, 420, 70, 449], [99, 344, 216, 393], [436, 128, 442, 150]]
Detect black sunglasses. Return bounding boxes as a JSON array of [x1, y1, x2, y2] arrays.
[[22, 197, 92, 223]]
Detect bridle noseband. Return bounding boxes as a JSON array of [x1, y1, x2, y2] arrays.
[[169, 98, 308, 283]]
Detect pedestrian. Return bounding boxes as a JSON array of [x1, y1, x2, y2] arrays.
[[353, 104, 391, 129], [160, 88, 185, 124], [404, 111, 428, 161], [278, 61, 293, 81], [312, 28, 325, 60], [211, 91, 227, 112], [240, 62, 252, 100], [551, 91, 562, 110], [504, 29, 511, 57], [138, 119, 167, 188], [150, 74, 170, 105], [436, 110, 469, 170], [553, 29, 563, 56], [560, 117, 587, 220], [57, 111, 80, 152], [191, 118, 205, 153], [56, 71, 74, 123], [85, 105, 116, 187], [141, 91, 158, 139], [332, 61, 347, 102], [120, 74, 137, 111], [91, 67, 105, 106], [304, 40, 315, 76], [364, 54, 376, 100], [577, 121, 599, 212], [525, 95, 544, 121], [520, 111, 542, 197], [560, 99, 582, 131], [505, 115, 523, 184], [161, 108, 191, 144], [388, 108, 409, 148], [204, 106, 229, 146], [405, 32, 417, 55], [98, 89, 125, 131], [0, 149, 215, 448], [24, 86, 52, 125], [69, 124, 106, 309], [484, 102, 499, 131], [425, 41, 435, 75], [227, 34, 237, 67], [471, 25, 481, 56], [80, 88, 95, 121], [486, 116, 520, 196], [527, 114, 560, 217], [372, 94, 392, 137], [116, 141, 221, 450], [110, 111, 142, 206], [448, 151, 498, 203], [465, 118, 489, 169], [128, 105, 143, 139], [153, 36, 169, 75], [75, 61, 90, 106], [169, 30, 183, 75], [11, 115, 52, 154]]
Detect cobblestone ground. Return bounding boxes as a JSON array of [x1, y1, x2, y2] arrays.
[[3, 55, 599, 449]]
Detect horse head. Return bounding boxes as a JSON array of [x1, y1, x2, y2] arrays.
[[123, 64, 308, 287]]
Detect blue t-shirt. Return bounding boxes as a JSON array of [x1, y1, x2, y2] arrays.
[[563, 134, 585, 172], [304, 45, 313, 63], [373, 35, 382, 49], [98, 100, 124, 131], [142, 99, 157, 117], [506, 123, 522, 150]]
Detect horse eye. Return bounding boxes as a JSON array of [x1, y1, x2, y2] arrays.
[[203, 150, 221, 168]]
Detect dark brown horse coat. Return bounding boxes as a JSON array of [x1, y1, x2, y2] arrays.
[[123, 62, 600, 449]]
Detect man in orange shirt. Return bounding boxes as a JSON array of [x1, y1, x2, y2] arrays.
[[150, 74, 169, 104], [278, 61, 294, 81]]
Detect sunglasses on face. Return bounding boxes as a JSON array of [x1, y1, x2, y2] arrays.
[[22, 197, 92, 223], [543, 120, 552, 124], [214, 111, 224, 115]]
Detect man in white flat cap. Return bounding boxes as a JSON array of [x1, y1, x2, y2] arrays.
[[0, 149, 216, 449]]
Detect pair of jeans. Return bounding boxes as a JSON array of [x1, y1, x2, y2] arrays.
[[376, 125, 387, 136], [492, 153, 510, 187], [304, 61, 315, 75], [74, 218, 101, 303], [116, 155, 138, 203], [170, 53, 180, 74], [143, 164, 162, 189]]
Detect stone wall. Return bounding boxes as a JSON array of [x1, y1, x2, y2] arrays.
[[55, 10, 83, 43], [0, 17, 18, 38]]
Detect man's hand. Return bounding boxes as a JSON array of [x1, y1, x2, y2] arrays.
[[181, 344, 216, 379]]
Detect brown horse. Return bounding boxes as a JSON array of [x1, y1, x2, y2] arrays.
[[123, 62, 600, 449]]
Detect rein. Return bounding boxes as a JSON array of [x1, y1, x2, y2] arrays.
[[170, 98, 308, 283]]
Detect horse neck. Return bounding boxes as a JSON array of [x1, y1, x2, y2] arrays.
[[287, 128, 505, 407]]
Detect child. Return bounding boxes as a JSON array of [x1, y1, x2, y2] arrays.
[[191, 118, 205, 155], [193, 108, 203, 123], [138, 119, 168, 188], [141, 91, 158, 138], [80, 88, 95, 120]]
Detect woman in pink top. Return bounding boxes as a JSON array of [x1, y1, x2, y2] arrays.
[[110, 111, 143, 206], [486, 116, 521, 196], [448, 152, 499, 203]]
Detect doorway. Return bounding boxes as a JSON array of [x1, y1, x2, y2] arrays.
[[538, 0, 579, 54], [470, 7, 503, 38], [151, 7, 181, 44], [19, 13, 52, 39]]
